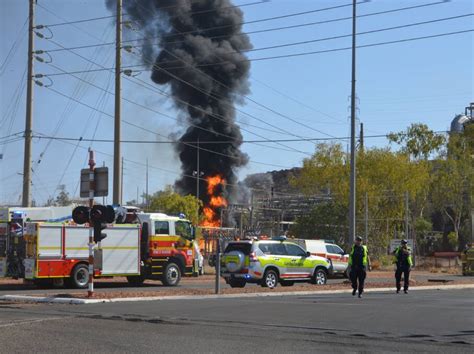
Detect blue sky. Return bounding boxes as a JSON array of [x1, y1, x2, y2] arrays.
[[1, 0, 472, 205]]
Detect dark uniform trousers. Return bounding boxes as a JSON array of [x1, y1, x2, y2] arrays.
[[350, 266, 367, 293], [395, 266, 410, 291]]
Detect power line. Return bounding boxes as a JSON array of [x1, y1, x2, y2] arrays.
[[31, 25, 115, 178], [40, 1, 267, 28], [30, 130, 450, 144], [42, 14, 116, 27], [39, 87, 295, 169], [177, 29, 474, 67], [0, 16, 28, 75], [30, 133, 318, 199], [159, 1, 370, 39], [72, 0, 334, 144], [48, 0, 336, 141], [39, 27, 473, 77], [117, 13, 468, 140], [0, 132, 23, 140], [241, 14, 474, 55], [44, 59, 309, 156], [43, 1, 449, 54], [39, 35, 314, 155]]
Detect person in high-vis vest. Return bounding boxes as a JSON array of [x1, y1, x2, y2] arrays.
[[393, 239, 413, 294], [348, 236, 371, 298]]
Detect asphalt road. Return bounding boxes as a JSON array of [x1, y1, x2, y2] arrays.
[[0, 272, 465, 296], [0, 288, 472, 353]]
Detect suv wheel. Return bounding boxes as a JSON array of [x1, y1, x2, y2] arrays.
[[262, 269, 278, 288], [228, 278, 246, 288], [312, 268, 328, 285]]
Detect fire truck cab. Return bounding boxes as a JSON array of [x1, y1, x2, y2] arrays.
[[131, 212, 198, 286]]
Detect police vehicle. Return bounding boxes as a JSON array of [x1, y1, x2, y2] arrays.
[[221, 237, 333, 288]]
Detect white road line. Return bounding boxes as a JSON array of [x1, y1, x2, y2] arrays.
[[0, 317, 66, 328], [0, 284, 473, 304]]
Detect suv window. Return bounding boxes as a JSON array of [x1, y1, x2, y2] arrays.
[[154, 221, 169, 234], [225, 243, 251, 255], [285, 243, 307, 257], [258, 243, 273, 255], [270, 243, 287, 255], [332, 245, 344, 254], [327, 245, 343, 254]]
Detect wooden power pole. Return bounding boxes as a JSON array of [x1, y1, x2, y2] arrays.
[[349, 0, 357, 245], [113, 0, 122, 205], [22, 0, 35, 207]]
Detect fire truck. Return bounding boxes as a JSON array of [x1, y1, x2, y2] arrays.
[[0, 206, 199, 288]]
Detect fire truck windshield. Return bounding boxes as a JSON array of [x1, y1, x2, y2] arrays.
[[175, 220, 194, 240]]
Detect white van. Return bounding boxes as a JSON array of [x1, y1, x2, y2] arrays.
[[296, 239, 349, 276]]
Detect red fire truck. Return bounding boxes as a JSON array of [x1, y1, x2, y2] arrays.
[[1, 207, 199, 288]]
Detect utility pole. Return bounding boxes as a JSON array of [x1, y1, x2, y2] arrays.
[[405, 191, 409, 240], [120, 156, 124, 205], [364, 192, 368, 244], [22, 0, 35, 207], [145, 158, 149, 210], [349, 0, 357, 245], [249, 191, 254, 230], [196, 138, 200, 200], [113, 0, 122, 204]]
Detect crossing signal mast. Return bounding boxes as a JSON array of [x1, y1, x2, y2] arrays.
[[73, 149, 111, 297]]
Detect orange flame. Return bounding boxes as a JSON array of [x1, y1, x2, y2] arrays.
[[200, 174, 227, 227], [207, 175, 225, 195]]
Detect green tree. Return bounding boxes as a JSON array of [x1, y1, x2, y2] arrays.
[[430, 127, 474, 245], [291, 143, 431, 255], [387, 123, 445, 160], [293, 202, 347, 244], [148, 186, 202, 225], [55, 189, 71, 206]]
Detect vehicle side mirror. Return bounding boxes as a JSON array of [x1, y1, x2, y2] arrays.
[[306, 251, 311, 257]]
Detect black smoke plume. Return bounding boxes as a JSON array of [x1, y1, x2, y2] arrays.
[[106, 0, 251, 216]]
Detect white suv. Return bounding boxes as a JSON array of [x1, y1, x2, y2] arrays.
[[295, 239, 349, 277]]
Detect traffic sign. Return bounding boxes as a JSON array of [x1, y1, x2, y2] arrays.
[[80, 167, 109, 197]]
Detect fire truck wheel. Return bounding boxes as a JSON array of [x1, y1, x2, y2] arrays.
[[126, 275, 146, 286], [162, 262, 181, 286], [68, 264, 89, 289]]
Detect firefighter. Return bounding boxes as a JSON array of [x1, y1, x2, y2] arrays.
[[348, 236, 371, 298], [393, 239, 413, 294]]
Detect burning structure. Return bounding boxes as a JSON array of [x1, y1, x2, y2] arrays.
[[108, 0, 252, 226]]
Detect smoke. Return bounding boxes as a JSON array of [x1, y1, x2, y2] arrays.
[[106, 0, 251, 209]]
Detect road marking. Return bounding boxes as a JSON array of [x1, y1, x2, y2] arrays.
[[0, 317, 66, 328], [1, 284, 473, 305]]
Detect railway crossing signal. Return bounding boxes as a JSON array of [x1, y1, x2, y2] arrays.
[[72, 205, 115, 243]]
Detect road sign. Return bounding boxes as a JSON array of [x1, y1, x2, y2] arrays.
[[389, 239, 414, 253], [80, 167, 109, 197]]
